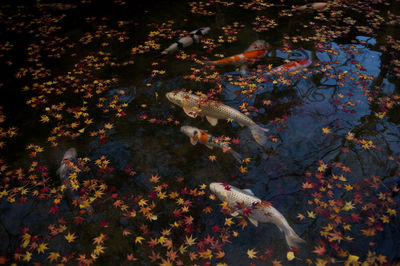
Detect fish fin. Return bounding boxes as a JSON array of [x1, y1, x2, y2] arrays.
[[240, 65, 248, 76], [248, 218, 259, 227], [205, 144, 213, 149], [230, 211, 239, 217], [274, 212, 306, 248], [238, 122, 245, 127], [249, 125, 269, 147], [206, 116, 218, 126], [190, 137, 198, 145], [282, 225, 306, 249], [229, 150, 242, 163], [242, 189, 255, 196], [203, 60, 217, 65], [183, 107, 199, 118], [164, 43, 178, 53]]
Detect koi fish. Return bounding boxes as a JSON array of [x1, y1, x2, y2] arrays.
[[164, 27, 210, 54], [295, 2, 327, 11], [180, 125, 241, 162], [166, 91, 269, 147], [267, 59, 311, 75], [210, 182, 305, 249], [57, 148, 92, 212], [205, 40, 269, 66], [38, 3, 77, 10]]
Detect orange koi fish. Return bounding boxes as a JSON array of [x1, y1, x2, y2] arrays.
[[205, 40, 269, 66], [180, 126, 241, 162], [268, 59, 311, 75]]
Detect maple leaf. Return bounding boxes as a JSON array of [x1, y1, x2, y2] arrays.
[[65, 232, 77, 243], [122, 229, 131, 237], [93, 233, 107, 245], [297, 213, 305, 220], [272, 259, 282, 266], [224, 218, 234, 227], [185, 235, 196, 246], [313, 244, 326, 256], [23, 251, 32, 262], [247, 249, 258, 259], [127, 253, 138, 261], [322, 127, 331, 134], [150, 174, 160, 183], [48, 252, 60, 263], [360, 227, 376, 237], [209, 155, 216, 162], [37, 243, 48, 254], [307, 211, 316, 218], [149, 251, 161, 262], [166, 249, 178, 261], [135, 236, 145, 244]]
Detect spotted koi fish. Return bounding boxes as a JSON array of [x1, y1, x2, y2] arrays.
[[295, 2, 327, 11], [267, 59, 311, 75], [210, 182, 305, 249], [180, 125, 241, 162], [164, 27, 210, 54], [205, 40, 269, 66], [166, 91, 269, 147]]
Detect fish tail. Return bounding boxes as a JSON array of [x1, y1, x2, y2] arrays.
[[249, 125, 269, 147], [229, 149, 242, 163], [203, 60, 217, 65], [282, 225, 306, 249]]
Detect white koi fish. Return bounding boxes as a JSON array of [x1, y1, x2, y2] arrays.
[[166, 91, 269, 147], [210, 182, 305, 249], [180, 125, 241, 162], [295, 2, 327, 11], [164, 27, 210, 54]]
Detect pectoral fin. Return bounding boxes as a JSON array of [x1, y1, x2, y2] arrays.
[[242, 189, 255, 196], [183, 107, 199, 118], [206, 116, 218, 126], [205, 144, 213, 149], [190, 133, 199, 145], [230, 211, 239, 217], [248, 218, 259, 227]]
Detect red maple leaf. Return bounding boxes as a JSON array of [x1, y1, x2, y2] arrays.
[[313, 244, 326, 256]]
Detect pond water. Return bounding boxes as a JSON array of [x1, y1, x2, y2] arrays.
[[0, 0, 400, 265]]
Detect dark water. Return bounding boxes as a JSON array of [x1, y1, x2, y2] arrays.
[[0, 0, 400, 265]]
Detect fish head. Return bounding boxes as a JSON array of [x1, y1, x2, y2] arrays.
[[209, 182, 230, 201], [62, 148, 77, 160], [246, 40, 269, 53], [180, 125, 199, 138], [166, 91, 187, 107]]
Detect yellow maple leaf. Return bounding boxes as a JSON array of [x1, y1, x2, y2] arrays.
[[65, 232, 77, 243], [48, 252, 60, 263], [37, 243, 48, 254], [224, 218, 234, 227], [135, 236, 145, 244], [247, 249, 258, 259]]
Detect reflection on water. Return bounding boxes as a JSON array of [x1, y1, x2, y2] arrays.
[[0, 0, 400, 265]]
